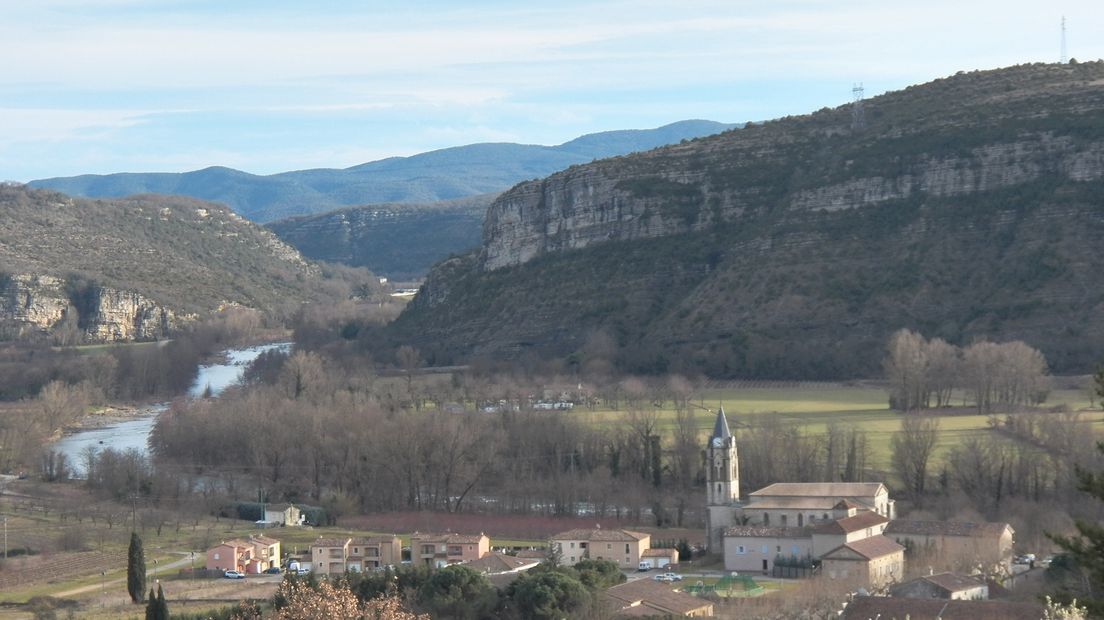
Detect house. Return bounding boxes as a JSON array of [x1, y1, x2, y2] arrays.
[[205, 535, 281, 574], [639, 547, 679, 570], [206, 540, 254, 573], [349, 536, 403, 571], [310, 535, 402, 573], [723, 526, 812, 574], [312, 538, 353, 575], [883, 520, 1014, 573], [821, 536, 905, 590], [251, 535, 281, 572], [264, 503, 304, 526], [409, 532, 490, 568], [604, 579, 713, 617], [551, 528, 651, 570], [890, 572, 989, 600], [811, 510, 890, 558], [464, 552, 541, 576], [840, 597, 1043, 620]]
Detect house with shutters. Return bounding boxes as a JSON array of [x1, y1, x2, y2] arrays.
[[409, 532, 490, 568], [550, 528, 653, 571]]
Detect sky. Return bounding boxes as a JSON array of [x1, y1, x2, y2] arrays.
[[2, 0, 1101, 181]]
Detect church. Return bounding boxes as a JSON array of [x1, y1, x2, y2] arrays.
[[704, 407, 905, 588]]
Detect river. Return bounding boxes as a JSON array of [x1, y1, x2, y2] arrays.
[[52, 342, 291, 476]]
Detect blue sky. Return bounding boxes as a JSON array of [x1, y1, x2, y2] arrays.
[[2, 0, 1101, 181]]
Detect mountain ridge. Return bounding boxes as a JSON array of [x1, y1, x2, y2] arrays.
[[388, 62, 1104, 378], [29, 120, 737, 222]]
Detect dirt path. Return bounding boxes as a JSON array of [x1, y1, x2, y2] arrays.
[[54, 553, 194, 597]]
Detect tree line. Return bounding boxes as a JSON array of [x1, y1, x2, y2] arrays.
[[884, 328, 1049, 412]]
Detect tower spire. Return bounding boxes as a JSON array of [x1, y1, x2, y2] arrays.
[[711, 405, 732, 441]]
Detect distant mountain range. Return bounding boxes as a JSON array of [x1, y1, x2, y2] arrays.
[[29, 120, 738, 223], [388, 62, 1104, 379]]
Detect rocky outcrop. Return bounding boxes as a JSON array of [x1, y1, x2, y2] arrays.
[[481, 70, 1104, 271], [0, 273, 178, 342]]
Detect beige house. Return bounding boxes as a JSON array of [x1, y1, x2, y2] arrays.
[[410, 533, 490, 568], [312, 538, 354, 575], [821, 536, 905, 589], [311, 536, 403, 573], [349, 536, 402, 571], [723, 526, 812, 574], [252, 535, 281, 571], [890, 572, 989, 600], [551, 528, 651, 570], [264, 503, 303, 526], [744, 482, 895, 527], [604, 579, 713, 617], [640, 547, 679, 570], [884, 520, 1014, 574]]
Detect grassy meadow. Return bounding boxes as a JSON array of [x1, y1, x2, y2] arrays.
[[579, 381, 1100, 472]]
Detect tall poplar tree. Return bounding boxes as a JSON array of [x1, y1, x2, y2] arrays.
[[127, 531, 146, 604]]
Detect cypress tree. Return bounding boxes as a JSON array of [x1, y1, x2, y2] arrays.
[[127, 531, 146, 604], [144, 587, 156, 619], [156, 582, 169, 620]]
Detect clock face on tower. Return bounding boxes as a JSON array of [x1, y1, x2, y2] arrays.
[[712, 437, 725, 448]]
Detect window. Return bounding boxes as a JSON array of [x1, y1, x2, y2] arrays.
[[780, 515, 787, 526], [625, 544, 630, 554], [570, 542, 575, 549], [791, 545, 799, 555], [776, 546, 781, 553], [213, 552, 220, 560], [736, 545, 746, 554], [763, 513, 770, 526], [607, 544, 612, 550], [570, 556, 575, 563], [760, 546, 768, 554]]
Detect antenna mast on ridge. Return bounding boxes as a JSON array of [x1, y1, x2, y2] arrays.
[[851, 83, 865, 130], [1060, 16, 1068, 64]]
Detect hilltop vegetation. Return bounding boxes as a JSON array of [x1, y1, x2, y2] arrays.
[[390, 62, 1104, 379], [0, 185, 382, 344], [29, 120, 737, 222], [267, 193, 496, 279]]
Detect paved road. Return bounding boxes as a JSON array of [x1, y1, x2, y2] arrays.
[[55, 553, 196, 597]]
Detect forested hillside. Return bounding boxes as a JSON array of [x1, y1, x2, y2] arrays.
[[390, 62, 1104, 378]]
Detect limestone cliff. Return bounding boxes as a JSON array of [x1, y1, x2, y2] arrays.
[[392, 62, 1104, 378], [0, 274, 178, 341], [0, 185, 331, 343]]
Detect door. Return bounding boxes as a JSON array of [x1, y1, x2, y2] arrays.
[[762, 559, 768, 573]]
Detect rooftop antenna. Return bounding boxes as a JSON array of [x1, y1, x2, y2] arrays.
[[1060, 16, 1068, 64], [851, 82, 865, 130]]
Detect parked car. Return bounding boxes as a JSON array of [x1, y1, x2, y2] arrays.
[[653, 574, 673, 582], [638, 561, 652, 572], [223, 570, 246, 579], [263, 567, 282, 574], [662, 572, 684, 582]]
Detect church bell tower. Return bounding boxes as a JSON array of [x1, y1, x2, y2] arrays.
[[705, 406, 740, 552]]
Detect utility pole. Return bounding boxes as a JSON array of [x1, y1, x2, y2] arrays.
[[1060, 16, 1068, 64], [851, 83, 866, 130]]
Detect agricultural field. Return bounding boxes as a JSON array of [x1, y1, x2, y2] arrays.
[[579, 381, 1100, 472]]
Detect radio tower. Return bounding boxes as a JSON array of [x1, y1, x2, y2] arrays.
[[1060, 16, 1068, 64], [851, 82, 865, 130]]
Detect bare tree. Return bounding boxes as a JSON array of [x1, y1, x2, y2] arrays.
[[884, 329, 930, 411], [891, 416, 940, 503]]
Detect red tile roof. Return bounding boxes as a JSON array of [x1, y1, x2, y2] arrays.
[[824, 536, 904, 560], [814, 511, 888, 535], [551, 529, 650, 542], [884, 520, 1011, 538]]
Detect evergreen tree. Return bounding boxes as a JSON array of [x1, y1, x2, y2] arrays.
[[127, 531, 147, 604], [145, 587, 157, 620], [156, 582, 169, 620], [1048, 441, 1104, 616]]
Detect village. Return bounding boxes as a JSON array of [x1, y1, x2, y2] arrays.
[[109, 406, 1047, 619]]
